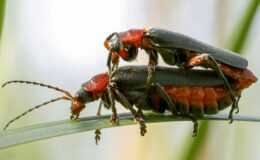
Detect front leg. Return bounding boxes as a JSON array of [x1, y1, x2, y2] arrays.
[[107, 50, 113, 76], [107, 85, 118, 124], [107, 51, 120, 125], [114, 89, 147, 136]]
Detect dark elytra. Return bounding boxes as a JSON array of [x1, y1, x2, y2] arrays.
[[112, 65, 235, 90], [145, 28, 248, 69]]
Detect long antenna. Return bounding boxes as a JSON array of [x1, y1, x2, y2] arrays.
[[2, 80, 73, 99], [2, 80, 75, 130], [3, 96, 71, 130]]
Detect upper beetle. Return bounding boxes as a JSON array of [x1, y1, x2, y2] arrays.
[[104, 28, 249, 122]]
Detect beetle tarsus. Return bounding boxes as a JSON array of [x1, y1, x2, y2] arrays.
[[114, 89, 148, 136], [177, 114, 198, 137], [228, 106, 235, 124], [135, 104, 147, 136], [109, 113, 119, 125], [192, 120, 198, 137], [235, 93, 241, 114], [95, 129, 101, 145], [94, 102, 102, 145], [229, 93, 241, 123], [235, 107, 239, 114], [70, 114, 79, 120], [135, 116, 147, 136]]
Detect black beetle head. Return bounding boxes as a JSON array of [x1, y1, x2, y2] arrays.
[[70, 89, 95, 119], [108, 35, 124, 53]]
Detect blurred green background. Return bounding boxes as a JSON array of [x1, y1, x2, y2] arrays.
[[0, 0, 259, 160]]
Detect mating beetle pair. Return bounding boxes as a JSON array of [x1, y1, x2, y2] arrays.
[[104, 28, 250, 123], [2, 28, 257, 142]]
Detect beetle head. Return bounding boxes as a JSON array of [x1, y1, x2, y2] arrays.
[[71, 73, 108, 118], [70, 89, 90, 119], [109, 36, 122, 52], [104, 32, 124, 53]]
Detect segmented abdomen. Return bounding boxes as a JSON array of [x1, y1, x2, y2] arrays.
[[151, 86, 238, 117]]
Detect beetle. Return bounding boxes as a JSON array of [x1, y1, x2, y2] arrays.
[[104, 28, 249, 122], [2, 65, 257, 141]]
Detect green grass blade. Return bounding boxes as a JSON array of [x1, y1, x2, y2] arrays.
[[0, 0, 6, 43], [228, 0, 260, 52], [1, 113, 260, 150]]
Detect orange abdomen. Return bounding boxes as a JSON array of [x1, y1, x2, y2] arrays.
[[151, 86, 237, 117]]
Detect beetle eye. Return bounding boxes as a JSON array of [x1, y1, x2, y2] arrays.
[[109, 36, 121, 52], [128, 46, 138, 60], [75, 89, 94, 103]]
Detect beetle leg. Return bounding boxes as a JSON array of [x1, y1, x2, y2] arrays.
[[111, 52, 120, 71], [96, 100, 102, 116], [229, 93, 242, 123], [107, 50, 113, 75], [146, 49, 158, 91], [95, 130, 101, 145], [107, 50, 119, 125], [107, 85, 118, 125], [129, 90, 148, 120], [155, 83, 178, 115], [95, 101, 103, 145], [235, 93, 241, 114], [155, 83, 198, 136], [114, 89, 147, 136], [178, 114, 199, 137], [137, 108, 147, 121], [186, 54, 237, 123], [134, 92, 148, 121]]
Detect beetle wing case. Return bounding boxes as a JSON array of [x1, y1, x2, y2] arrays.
[[111, 65, 236, 90], [145, 28, 248, 69]]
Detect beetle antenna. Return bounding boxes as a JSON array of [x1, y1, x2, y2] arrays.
[[3, 96, 72, 131], [2, 80, 73, 99]]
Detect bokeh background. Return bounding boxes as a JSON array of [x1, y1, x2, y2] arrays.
[[0, 0, 259, 160]]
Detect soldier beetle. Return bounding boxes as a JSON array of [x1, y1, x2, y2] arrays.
[[2, 65, 257, 143], [104, 28, 249, 122]]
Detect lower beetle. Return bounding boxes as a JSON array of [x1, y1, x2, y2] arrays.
[[104, 28, 249, 122], [2, 65, 257, 140]]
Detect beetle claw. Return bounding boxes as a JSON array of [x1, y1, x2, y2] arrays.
[[228, 109, 234, 124], [70, 114, 78, 120], [95, 129, 101, 145], [134, 116, 147, 136], [192, 119, 198, 137], [235, 107, 239, 114], [109, 114, 119, 125]]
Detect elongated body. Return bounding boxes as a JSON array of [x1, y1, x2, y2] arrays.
[[104, 28, 250, 122], [3, 66, 257, 137], [73, 65, 257, 137], [105, 28, 247, 69], [95, 66, 255, 116]]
